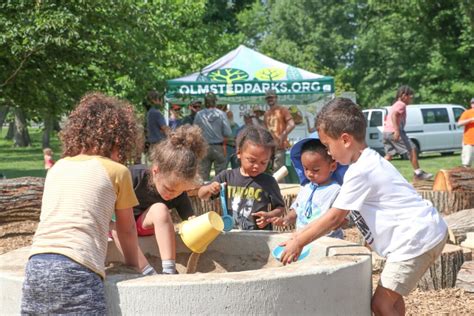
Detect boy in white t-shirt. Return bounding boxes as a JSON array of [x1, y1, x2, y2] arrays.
[[279, 98, 447, 316]]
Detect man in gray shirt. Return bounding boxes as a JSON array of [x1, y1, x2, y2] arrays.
[[194, 92, 232, 181]]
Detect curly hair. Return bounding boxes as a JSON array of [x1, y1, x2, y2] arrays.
[[149, 124, 207, 183], [316, 98, 366, 142], [235, 125, 276, 155], [60, 92, 140, 164]]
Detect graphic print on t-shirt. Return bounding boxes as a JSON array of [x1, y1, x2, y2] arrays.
[[227, 184, 263, 229], [350, 210, 374, 244]]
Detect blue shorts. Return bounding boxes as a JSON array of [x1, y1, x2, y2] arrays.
[[21, 253, 106, 315]]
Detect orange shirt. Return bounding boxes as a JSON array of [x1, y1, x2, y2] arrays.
[[459, 108, 474, 145], [264, 105, 293, 149]]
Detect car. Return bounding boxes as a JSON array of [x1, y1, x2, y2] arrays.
[[363, 104, 465, 156]]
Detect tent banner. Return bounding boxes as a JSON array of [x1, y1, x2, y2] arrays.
[[166, 77, 334, 99]]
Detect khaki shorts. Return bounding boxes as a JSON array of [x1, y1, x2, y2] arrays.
[[379, 232, 447, 296]]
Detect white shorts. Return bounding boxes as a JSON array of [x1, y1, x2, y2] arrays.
[[379, 232, 447, 296], [461, 144, 473, 167]]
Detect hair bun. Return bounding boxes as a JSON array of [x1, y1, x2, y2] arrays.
[[168, 125, 207, 160]]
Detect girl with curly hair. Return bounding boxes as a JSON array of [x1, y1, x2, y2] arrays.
[[21, 92, 149, 314], [112, 124, 207, 274]]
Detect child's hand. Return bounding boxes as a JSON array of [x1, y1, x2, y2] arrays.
[[333, 217, 348, 230], [252, 211, 271, 229], [279, 236, 303, 265], [269, 216, 287, 227], [208, 181, 224, 196]]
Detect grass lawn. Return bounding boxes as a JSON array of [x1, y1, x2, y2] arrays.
[[0, 128, 61, 179], [390, 152, 463, 181], [0, 128, 464, 181]]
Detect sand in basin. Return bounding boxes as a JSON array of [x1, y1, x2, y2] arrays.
[[106, 250, 283, 275]]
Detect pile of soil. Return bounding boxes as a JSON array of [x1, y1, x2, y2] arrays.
[[1, 217, 472, 314]]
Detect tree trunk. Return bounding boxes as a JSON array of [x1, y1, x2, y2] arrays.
[[0, 105, 9, 133], [5, 121, 14, 140], [42, 113, 53, 149], [0, 177, 44, 224], [418, 191, 474, 215], [433, 167, 474, 191], [456, 261, 474, 293], [13, 107, 31, 147], [417, 244, 465, 291], [444, 209, 474, 244]]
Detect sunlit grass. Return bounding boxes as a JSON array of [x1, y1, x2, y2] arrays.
[[390, 152, 462, 181], [0, 128, 61, 179], [0, 128, 464, 181]]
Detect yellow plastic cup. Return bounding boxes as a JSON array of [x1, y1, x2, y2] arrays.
[[179, 211, 224, 253]]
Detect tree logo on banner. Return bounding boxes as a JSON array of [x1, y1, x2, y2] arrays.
[[254, 67, 285, 81], [208, 68, 249, 95]]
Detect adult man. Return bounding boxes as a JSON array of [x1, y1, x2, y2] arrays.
[[383, 85, 432, 180], [194, 92, 232, 181], [145, 90, 170, 146], [182, 99, 202, 125], [263, 89, 295, 173], [457, 98, 474, 168]]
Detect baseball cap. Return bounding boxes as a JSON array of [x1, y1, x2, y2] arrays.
[[252, 105, 265, 113], [265, 89, 277, 98], [243, 110, 253, 118], [204, 92, 217, 101], [470, 98, 474, 103]]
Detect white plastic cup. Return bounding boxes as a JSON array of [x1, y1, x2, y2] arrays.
[[273, 166, 289, 183]]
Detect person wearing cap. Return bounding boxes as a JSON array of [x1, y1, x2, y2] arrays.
[[194, 92, 232, 181], [251, 105, 265, 127], [236, 110, 254, 137], [145, 90, 170, 147], [182, 100, 202, 125], [263, 89, 296, 174], [168, 104, 183, 130], [457, 98, 474, 168]]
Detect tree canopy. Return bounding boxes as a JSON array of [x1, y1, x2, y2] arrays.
[[1, 0, 473, 146]]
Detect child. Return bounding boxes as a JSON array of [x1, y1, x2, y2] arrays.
[[21, 93, 147, 314], [43, 147, 55, 171], [270, 138, 345, 239], [279, 98, 447, 315], [113, 125, 207, 274], [383, 85, 432, 180], [198, 125, 285, 230]]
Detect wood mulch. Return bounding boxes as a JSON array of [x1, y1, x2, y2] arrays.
[[1, 216, 473, 315]]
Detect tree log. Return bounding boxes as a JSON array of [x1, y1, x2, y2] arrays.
[[0, 177, 44, 224], [443, 209, 474, 244], [455, 261, 474, 293], [418, 191, 474, 215], [417, 244, 465, 291], [433, 167, 474, 192]]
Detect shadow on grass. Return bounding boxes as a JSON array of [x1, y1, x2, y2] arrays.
[[0, 168, 45, 179]]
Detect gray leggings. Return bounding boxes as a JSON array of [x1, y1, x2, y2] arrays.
[[21, 253, 106, 315]]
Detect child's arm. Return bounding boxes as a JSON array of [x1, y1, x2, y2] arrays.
[[280, 207, 349, 265], [114, 207, 141, 269], [252, 206, 285, 229], [269, 209, 297, 227], [197, 181, 221, 200]]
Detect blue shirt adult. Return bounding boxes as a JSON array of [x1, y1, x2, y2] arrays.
[[147, 108, 167, 144]]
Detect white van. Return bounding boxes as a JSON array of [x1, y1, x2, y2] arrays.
[[363, 104, 465, 155]]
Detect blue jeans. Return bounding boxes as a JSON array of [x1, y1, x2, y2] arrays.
[[21, 253, 106, 315]]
